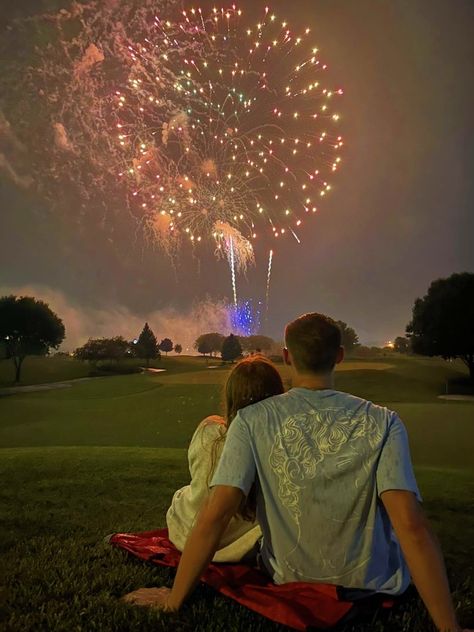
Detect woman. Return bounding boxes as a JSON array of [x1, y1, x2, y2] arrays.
[[166, 355, 284, 562]]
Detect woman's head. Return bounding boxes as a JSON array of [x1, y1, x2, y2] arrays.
[[207, 356, 284, 521], [224, 355, 284, 424]]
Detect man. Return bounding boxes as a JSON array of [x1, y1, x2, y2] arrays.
[[125, 313, 470, 632]]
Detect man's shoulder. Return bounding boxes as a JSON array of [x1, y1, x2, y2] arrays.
[[333, 390, 396, 419], [338, 392, 398, 427], [238, 391, 291, 423]]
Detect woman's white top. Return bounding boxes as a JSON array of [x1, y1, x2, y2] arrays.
[[166, 415, 261, 562]]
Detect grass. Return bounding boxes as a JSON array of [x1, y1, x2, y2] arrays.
[[0, 354, 208, 388], [0, 355, 473, 631], [0, 355, 91, 387], [0, 449, 472, 632], [0, 375, 219, 448]]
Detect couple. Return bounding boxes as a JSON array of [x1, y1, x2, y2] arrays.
[[124, 313, 470, 632]]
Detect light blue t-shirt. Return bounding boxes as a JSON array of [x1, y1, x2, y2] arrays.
[[211, 388, 421, 594]]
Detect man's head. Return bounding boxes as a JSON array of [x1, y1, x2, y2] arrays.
[[284, 313, 344, 375]]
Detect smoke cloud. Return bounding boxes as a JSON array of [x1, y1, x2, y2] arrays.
[[0, 285, 234, 352]]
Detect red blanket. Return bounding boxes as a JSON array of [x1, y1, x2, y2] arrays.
[[110, 528, 361, 630]]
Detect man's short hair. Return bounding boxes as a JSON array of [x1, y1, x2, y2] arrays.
[[285, 313, 342, 374]]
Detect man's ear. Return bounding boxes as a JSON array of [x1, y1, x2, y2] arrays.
[[283, 347, 291, 366], [335, 346, 345, 365]]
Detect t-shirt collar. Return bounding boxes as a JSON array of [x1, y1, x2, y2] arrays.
[[289, 387, 337, 398]]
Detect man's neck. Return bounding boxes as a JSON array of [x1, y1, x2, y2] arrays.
[[291, 371, 335, 391]]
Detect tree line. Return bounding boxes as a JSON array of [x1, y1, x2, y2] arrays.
[[1, 271, 473, 382], [74, 323, 180, 367]]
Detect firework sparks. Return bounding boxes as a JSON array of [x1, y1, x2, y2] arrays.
[[229, 300, 262, 337], [213, 221, 255, 272], [114, 5, 343, 264], [213, 221, 255, 304], [0, 2, 195, 232]]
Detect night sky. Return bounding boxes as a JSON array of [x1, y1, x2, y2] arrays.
[[1, 0, 473, 346]]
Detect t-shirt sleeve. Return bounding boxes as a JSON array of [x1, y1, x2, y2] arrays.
[[210, 412, 256, 496], [376, 414, 422, 501]]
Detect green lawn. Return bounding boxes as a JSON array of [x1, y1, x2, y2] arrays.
[[0, 356, 473, 631], [0, 355, 91, 387], [0, 354, 209, 388]]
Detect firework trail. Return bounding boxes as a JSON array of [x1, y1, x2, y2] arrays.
[[265, 249, 274, 318], [229, 237, 237, 305], [213, 220, 255, 302]]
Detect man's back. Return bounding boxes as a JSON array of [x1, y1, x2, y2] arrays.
[[212, 387, 421, 594]]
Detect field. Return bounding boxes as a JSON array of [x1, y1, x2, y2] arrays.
[[0, 354, 473, 631]]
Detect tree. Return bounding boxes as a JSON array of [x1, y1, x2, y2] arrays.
[[75, 339, 103, 364], [75, 337, 129, 365], [174, 344, 182, 355], [407, 272, 474, 380], [194, 333, 225, 357], [0, 295, 65, 383], [159, 338, 173, 356], [244, 335, 275, 353], [102, 337, 130, 361], [195, 335, 212, 356], [394, 336, 410, 354], [336, 321, 359, 353], [221, 334, 243, 363], [0, 340, 8, 360], [134, 323, 159, 366]]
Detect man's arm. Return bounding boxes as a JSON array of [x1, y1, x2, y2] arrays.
[[381, 490, 462, 632], [123, 413, 255, 611], [167, 484, 243, 609], [123, 485, 243, 610]]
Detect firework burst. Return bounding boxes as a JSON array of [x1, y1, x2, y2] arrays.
[[229, 299, 262, 337], [114, 5, 344, 280]]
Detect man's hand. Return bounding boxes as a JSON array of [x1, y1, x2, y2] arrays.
[[122, 587, 175, 611], [123, 485, 244, 613], [381, 490, 465, 632]]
